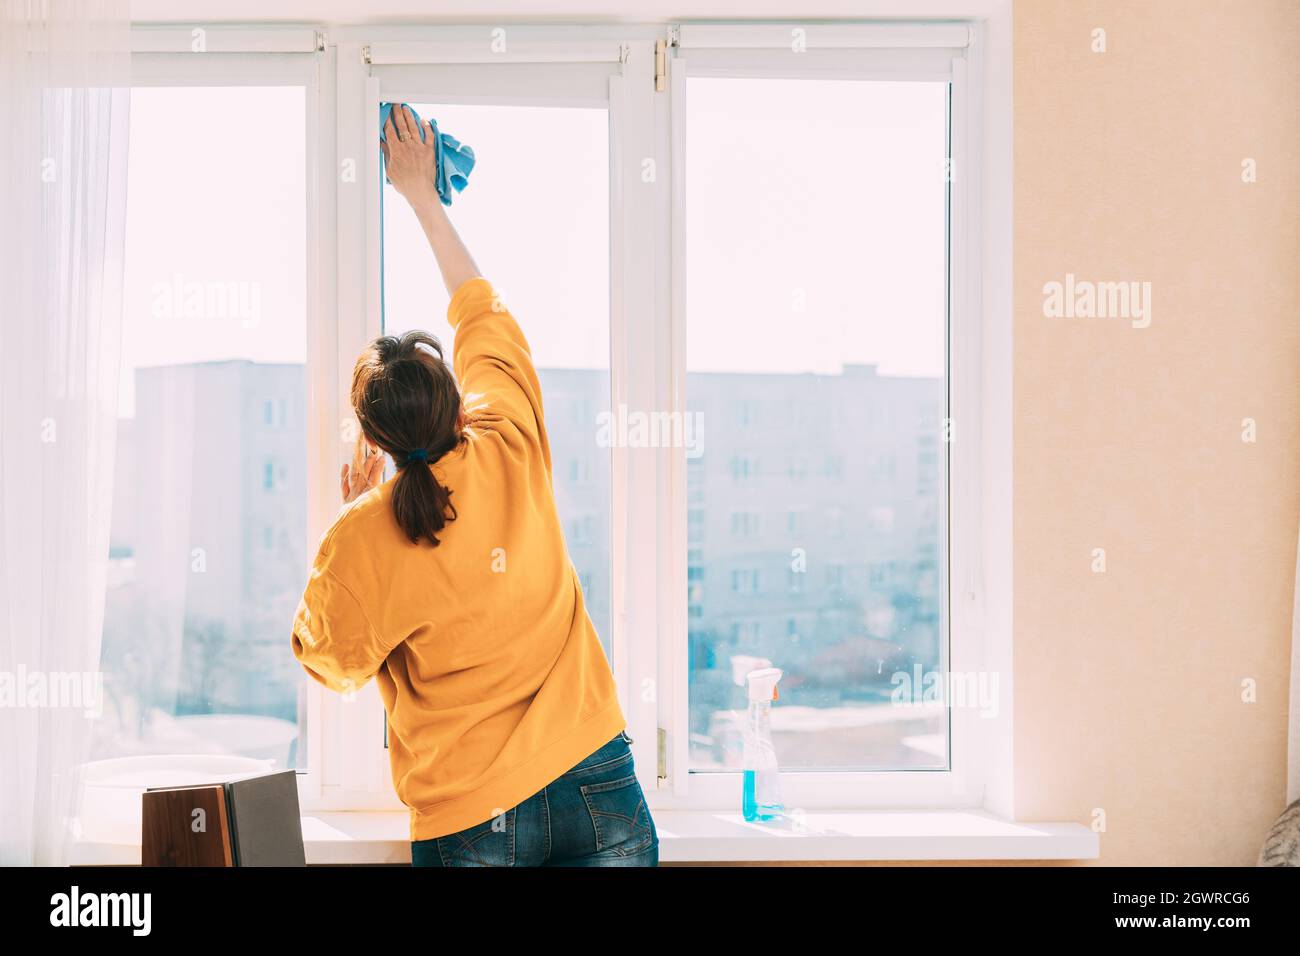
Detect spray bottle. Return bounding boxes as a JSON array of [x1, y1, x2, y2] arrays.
[[742, 667, 784, 822]]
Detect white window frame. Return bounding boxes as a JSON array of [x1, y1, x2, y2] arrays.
[[315, 24, 663, 811], [126, 32, 341, 810], [655, 21, 989, 812], [117, 13, 1013, 820]]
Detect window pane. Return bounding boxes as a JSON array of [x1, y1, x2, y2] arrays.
[[685, 77, 948, 771], [99, 87, 307, 768], [381, 103, 612, 650]]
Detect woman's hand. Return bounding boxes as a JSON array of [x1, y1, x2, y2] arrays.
[[381, 105, 439, 207], [382, 104, 481, 296], [341, 431, 385, 504]]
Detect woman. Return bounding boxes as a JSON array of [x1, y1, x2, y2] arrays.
[[292, 105, 657, 867]]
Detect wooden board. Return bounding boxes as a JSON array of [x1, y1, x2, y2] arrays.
[[141, 785, 234, 867]]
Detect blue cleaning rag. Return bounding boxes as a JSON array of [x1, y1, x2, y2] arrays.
[[379, 102, 475, 206]]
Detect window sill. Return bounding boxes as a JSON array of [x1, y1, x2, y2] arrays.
[[71, 809, 1098, 865]]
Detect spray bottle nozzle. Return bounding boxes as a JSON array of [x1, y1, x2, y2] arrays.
[[745, 667, 783, 703]]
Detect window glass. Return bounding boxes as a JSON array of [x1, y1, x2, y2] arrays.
[[381, 103, 612, 649], [685, 77, 949, 771], [100, 86, 308, 768]]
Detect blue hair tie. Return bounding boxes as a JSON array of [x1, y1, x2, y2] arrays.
[[404, 448, 430, 466]]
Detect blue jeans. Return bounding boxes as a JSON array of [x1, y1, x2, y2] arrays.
[[411, 730, 658, 867]]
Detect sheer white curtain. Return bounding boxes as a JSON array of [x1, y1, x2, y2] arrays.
[[0, 0, 130, 865]]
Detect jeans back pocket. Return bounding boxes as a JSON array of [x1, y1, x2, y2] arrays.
[[433, 808, 516, 867], [579, 774, 654, 856]]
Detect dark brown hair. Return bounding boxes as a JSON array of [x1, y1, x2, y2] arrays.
[[351, 331, 463, 546]]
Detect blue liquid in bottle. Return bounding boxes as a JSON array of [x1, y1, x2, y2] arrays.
[[742, 769, 783, 822], [741, 670, 785, 823]]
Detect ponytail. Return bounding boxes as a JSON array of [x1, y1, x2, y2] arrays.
[[390, 440, 459, 547], [350, 331, 465, 547]]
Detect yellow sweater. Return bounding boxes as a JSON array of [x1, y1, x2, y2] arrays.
[[291, 277, 625, 841]]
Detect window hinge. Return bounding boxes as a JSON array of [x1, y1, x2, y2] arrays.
[[654, 27, 679, 92], [618, 42, 629, 65], [314, 30, 326, 53], [656, 726, 668, 784], [360, 44, 372, 66]]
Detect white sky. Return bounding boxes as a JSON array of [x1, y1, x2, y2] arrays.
[[381, 103, 610, 367], [684, 78, 946, 376], [119, 77, 946, 414], [120, 86, 306, 415]]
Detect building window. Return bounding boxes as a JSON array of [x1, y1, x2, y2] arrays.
[[567, 514, 597, 547], [730, 511, 760, 538], [729, 455, 759, 482]]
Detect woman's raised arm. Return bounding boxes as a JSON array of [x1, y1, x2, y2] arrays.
[[381, 104, 480, 296]]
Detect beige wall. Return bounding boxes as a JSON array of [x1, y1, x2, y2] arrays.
[[1015, 0, 1300, 865]]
